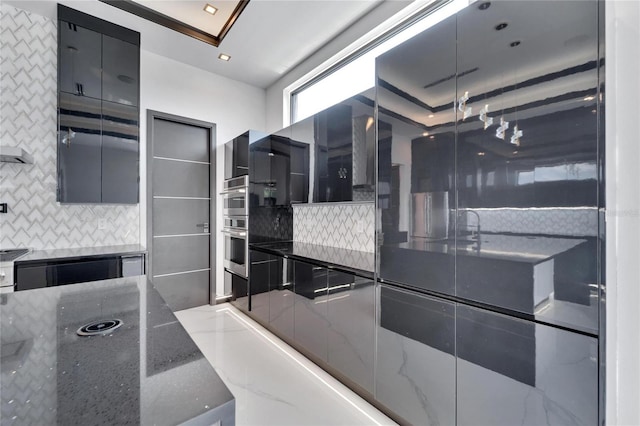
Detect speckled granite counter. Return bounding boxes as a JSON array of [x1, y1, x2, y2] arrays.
[[0, 276, 234, 425], [250, 241, 374, 278], [17, 244, 146, 263]]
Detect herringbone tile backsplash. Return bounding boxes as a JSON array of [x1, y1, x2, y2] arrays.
[[0, 4, 140, 250], [293, 203, 374, 253]]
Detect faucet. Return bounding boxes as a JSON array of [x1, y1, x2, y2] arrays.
[[466, 210, 481, 240], [457, 209, 481, 240]]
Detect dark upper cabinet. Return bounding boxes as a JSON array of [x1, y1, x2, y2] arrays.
[[376, 284, 456, 425], [59, 21, 102, 99], [58, 93, 102, 203], [57, 5, 140, 204], [249, 130, 292, 208], [101, 101, 139, 204], [456, 304, 598, 425], [249, 128, 310, 209], [102, 35, 139, 106], [315, 104, 353, 202], [225, 130, 266, 180]]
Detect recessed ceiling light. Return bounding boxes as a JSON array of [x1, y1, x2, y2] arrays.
[[510, 40, 521, 47], [478, 2, 491, 10], [495, 22, 508, 31], [422, 131, 430, 136], [428, 114, 435, 118], [204, 4, 218, 15], [429, 135, 435, 140], [477, 152, 486, 156], [218, 53, 231, 61]]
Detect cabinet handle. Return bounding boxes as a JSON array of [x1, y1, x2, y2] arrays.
[[196, 222, 209, 233], [63, 128, 75, 148]]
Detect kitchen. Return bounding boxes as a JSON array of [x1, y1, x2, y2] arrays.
[[0, 0, 638, 425]]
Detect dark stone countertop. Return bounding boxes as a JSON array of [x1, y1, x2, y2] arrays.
[[250, 241, 374, 278], [388, 234, 588, 265], [0, 276, 234, 426], [16, 244, 146, 264]]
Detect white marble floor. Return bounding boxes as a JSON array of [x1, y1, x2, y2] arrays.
[[175, 303, 396, 426]]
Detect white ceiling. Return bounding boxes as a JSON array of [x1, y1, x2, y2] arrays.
[[5, 0, 396, 89]]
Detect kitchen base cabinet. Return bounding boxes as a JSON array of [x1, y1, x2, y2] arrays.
[[249, 250, 271, 324], [327, 272, 374, 393], [228, 270, 248, 313], [293, 261, 329, 361], [456, 305, 598, 426], [376, 284, 456, 426], [269, 257, 294, 340]]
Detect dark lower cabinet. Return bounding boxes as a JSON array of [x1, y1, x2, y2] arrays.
[[293, 260, 329, 361], [456, 304, 598, 426], [376, 284, 456, 425], [268, 257, 294, 339], [326, 271, 374, 393], [249, 250, 272, 324], [228, 270, 248, 313]]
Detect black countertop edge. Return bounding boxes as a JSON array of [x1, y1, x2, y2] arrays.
[[249, 243, 374, 280], [378, 278, 599, 338], [15, 244, 147, 265]]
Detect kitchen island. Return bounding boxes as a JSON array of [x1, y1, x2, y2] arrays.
[[0, 276, 234, 425]]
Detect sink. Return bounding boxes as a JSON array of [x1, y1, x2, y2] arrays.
[[0, 248, 29, 262]]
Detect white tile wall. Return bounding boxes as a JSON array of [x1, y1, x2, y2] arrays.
[[293, 203, 374, 253], [461, 207, 598, 237], [0, 4, 140, 250]]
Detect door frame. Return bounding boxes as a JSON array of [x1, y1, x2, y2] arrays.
[[146, 110, 217, 305]]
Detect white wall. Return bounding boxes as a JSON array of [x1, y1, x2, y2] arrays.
[[605, 1, 640, 424], [139, 50, 266, 298]]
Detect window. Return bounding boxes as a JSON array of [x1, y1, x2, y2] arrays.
[[289, 0, 469, 124]]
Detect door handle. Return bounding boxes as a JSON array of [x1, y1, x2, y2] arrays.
[[196, 222, 209, 233]]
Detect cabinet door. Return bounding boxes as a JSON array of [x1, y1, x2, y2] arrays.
[[233, 134, 249, 177], [293, 261, 328, 361], [102, 35, 139, 106], [58, 93, 102, 203], [101, 101, 139, 203], [59, 21, 102, 99], [327, 271, 374, 393], [290, 144, 309, 204], [249, 136, 275, 208], [455, 1, 600, 333], [376, 13, 456, 294], [249, 250, 271, 324], [269, 256, 294, 339], [456, 304, 598, 425], [229, 271, 249, 313], [271, 152, 290, 206], [376, 284, 455, 425]]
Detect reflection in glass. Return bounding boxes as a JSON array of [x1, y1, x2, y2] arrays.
[[376, 1, 601, 334]]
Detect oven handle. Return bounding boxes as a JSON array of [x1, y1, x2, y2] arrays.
[[220, 188, 247, 196], [222, 229, 247, 238]]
